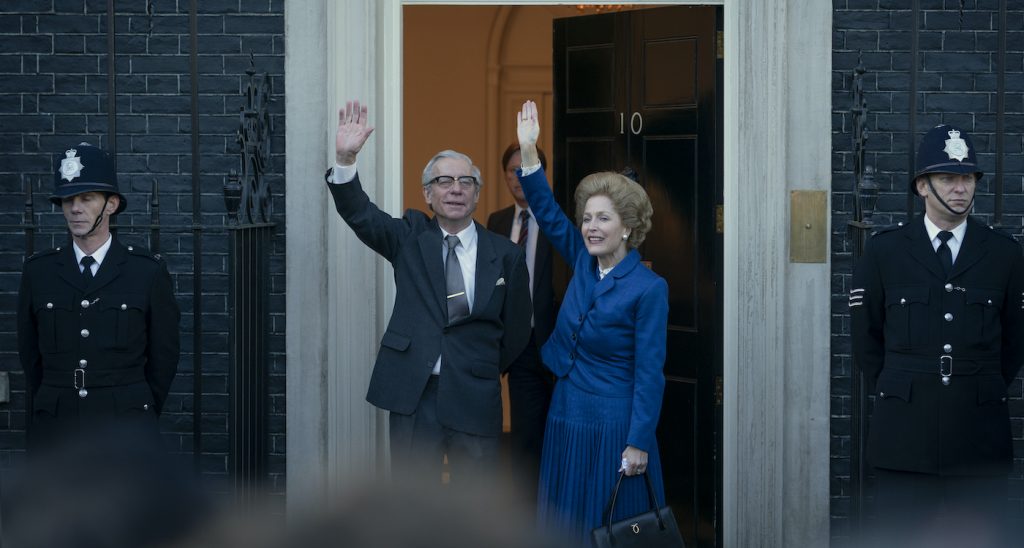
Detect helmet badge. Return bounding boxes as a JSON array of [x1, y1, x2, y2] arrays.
[[60, 149, 84, 182], [942, 129, 969, 162]]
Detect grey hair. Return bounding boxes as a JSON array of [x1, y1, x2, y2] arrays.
[[421, 149, 483, 188]]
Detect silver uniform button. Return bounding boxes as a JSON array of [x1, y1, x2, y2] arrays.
[[81, 299, 90, 308], [987, 299, 992, 305], [79, 359, 87, 367], [121, 303, 127, 310], [143, 404, 150, 411], [943, 344, 952, 353], [944, 283, 953, 292], [78, 388, 88, 398], [944, 313, 953, 322], [900, 298, 907, 305], [46, 302, 53, 309], [81, 329, 90, 338], [879, 391, 885, 398], [128, 246, 134, 251]]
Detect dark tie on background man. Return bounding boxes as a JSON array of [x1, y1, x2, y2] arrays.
[[937, 231, 953, 276], [517, 209, 530, 247], [81, 255, 96, 282], [445, 235, 470, 324]]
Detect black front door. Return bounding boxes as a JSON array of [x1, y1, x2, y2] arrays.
[[553, 6, 723, 546]]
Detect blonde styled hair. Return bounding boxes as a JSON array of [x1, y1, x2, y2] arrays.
[[573, 172, 653, 249]]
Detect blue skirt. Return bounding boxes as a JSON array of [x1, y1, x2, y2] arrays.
[[537, 378, 665, 546]]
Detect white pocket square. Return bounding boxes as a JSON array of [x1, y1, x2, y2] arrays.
[[495, 277, 505, 286]]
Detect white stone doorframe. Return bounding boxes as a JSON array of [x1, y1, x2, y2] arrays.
[[285, 1, 832, 545]]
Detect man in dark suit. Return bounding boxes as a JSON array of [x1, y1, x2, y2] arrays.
[[17, 143, 180, 450], [487, 144, 559, 492], [851, 125, 1024, 546], [325, 100, 532, 483]]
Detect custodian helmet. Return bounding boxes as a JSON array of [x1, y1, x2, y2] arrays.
[[50, 142, 127, 214], [910, 124, 983, 196]]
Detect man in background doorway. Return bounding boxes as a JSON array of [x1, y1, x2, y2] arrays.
[[487, 144, 560, 501]]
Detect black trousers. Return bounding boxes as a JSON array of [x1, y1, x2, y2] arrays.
[[389, 375, 499, 486], [869, 467, 1017, 548]]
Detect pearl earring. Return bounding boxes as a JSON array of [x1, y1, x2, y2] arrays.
[[622, 233, 629, 241]]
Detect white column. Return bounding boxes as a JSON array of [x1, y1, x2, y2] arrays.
[[722, 0, 832, 545], [284, 0, 330, 517], [285, 0, 399, 516], [781, 2, 832, 546]]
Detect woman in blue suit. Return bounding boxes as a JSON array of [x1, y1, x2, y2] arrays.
[[515, 100, 669, 544]]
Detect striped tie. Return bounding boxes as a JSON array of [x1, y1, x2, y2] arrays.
[[517, 209, 529, 247]]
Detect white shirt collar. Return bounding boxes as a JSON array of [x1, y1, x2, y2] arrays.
[[923, 215, 967, 245], [73, 235, 113, 268], [441, 221, 478, 248], [513, 204, 533, 219]]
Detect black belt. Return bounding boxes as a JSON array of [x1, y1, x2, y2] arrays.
[[885, 353, 1000, 385], [42, 366, 146, 390]]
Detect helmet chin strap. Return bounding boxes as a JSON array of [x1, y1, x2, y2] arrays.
[[925, 175, 974, 216], [82, 195, 111, 237]]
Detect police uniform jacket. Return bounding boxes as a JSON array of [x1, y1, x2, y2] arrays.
[[17, 240, 180, 436], [851, 215, 1024, 476]]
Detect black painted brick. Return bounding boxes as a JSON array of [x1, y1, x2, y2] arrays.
[[223, 15, 281, 35], [832, 3, 1024, 542], [0, 0, 286, 506], [37, 14, 100, 34]]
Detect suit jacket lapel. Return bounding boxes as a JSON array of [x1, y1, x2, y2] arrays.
[[906, 216, 947, 280], [949, 218, 988, 279], [418, 221, 448, 320], [472, 223, 500, 319], [493, 207, 514, 237], [56, 245, 86, 291]]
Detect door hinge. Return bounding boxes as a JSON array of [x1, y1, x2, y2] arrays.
[[717, 30, 724, 59], [714, 376, 723, 406], [715, 204, 723, 234]]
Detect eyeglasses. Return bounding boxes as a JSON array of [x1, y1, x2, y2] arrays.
[[428, 175, 478, 190]]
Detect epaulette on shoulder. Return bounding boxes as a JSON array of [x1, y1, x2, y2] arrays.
[[986, 225, 1019, 243], [125, 244, 164, 262], [25, 247, 61, 262], [868, 222, 904, 238]]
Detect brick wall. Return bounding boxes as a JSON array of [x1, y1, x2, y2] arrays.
[[831, 0, 1024, 542], [0, 0, 286, 504]]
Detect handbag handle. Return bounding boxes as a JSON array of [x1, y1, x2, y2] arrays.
[[600, 470, 667, 536]]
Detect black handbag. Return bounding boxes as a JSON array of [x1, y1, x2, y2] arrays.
[[590, 471, 685, 548]]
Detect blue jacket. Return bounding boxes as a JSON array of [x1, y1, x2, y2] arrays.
[[519, 167, 669, 452]]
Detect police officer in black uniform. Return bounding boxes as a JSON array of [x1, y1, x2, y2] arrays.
[[851, 125, 1024, 546], [17, 143, 180, 449]]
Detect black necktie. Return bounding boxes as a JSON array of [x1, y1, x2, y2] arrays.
[[937, 231, 954, 276], [80, 255, 96, 282], [517, 210, 530, 247], [445, 235, 470, 324]]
